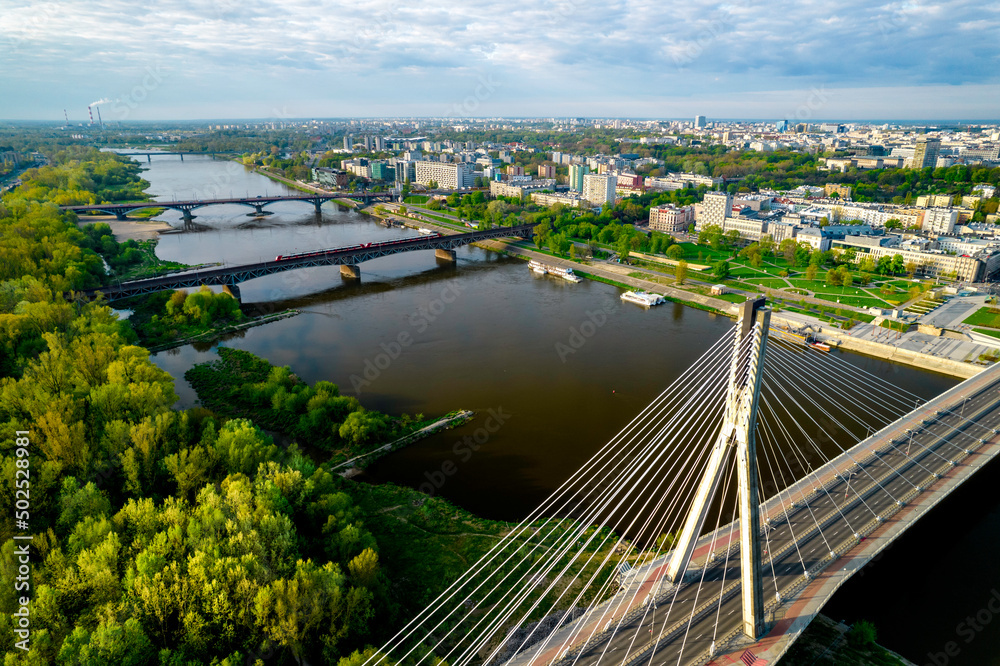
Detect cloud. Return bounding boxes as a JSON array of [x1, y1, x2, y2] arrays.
[[0, 0, 998, 119]]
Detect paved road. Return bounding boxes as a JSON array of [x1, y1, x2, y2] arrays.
[[537, 369, 1000, 666]]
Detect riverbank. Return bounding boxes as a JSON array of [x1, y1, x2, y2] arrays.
[[145, 308, 300, 353], [772, 311, 986, 378], [76, 214, 175, 242], [381, 212, 740, 316], [783, 614, 916, 665], [333, 409, 475, 476]]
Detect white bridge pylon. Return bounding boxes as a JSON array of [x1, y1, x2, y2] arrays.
[[665, 296, 769, 639]]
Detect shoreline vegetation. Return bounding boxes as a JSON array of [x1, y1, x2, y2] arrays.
[[3, 145, 603, 664]]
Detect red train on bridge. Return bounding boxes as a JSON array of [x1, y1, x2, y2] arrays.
[[274, 234, 438, 262]]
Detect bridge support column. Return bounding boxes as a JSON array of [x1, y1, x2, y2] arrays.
[[115, 211, 128, 221], [340, 264, 361, 279], [435, 248, 457, 262], [181, 209, 196, 222], [180, 153, 184, 162], [147, 155, 151, 163], [665, 297, 769, 640], [313, 199, 323, 214], [221, 283, 242, 302]]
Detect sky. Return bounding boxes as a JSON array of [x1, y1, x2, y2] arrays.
[[1, 0, 999, 121]]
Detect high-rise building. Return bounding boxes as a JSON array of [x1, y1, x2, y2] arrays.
[[694, 115, 707, 128], [698, 192, 732, 229], [538, 164, 556, 179], [343, 134, 352, 150], [394, 160, 416, 183], [924, 207, 958, 235], [414, 161, 474, 189], [912, 137, 941, 169], [569, 164, 590, 192], [371, 162, 395, 181], [775, 120, 789, 133], [582, 173, 617, 206], [649, 204, 695, 232], [506, 165, 524, 177]]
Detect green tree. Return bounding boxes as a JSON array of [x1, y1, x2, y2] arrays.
[[847, 620, 877, 648], [338, 411, 389, 447], [712, 260, 730, 280], [676, 260, 689, 285]]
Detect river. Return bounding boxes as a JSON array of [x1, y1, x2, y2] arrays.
[[131, 153, 1000, 665]]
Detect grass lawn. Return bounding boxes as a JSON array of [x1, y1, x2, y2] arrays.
[[406, 210, 467, 228], [963, 307, 1000, 327], [974, 328, 1000, 339], [403, 195, 429, 204], [881, 319, 910, 331], [812, 294, 894, 309], [743, 277, 791, 289]]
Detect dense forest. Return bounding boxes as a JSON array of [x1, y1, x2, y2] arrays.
[[0, 146, 528, 665]]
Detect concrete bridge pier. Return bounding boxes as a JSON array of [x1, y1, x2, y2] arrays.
[[115, 211, 128, 221], [179, 154, 184, 162], [147, 155, 151, 163], [340, 264, 361, 279], [180, 209, 196, 222], [313, 199, 323, 214], [435, 248, 457, 262], [221, 283, 242, 301]]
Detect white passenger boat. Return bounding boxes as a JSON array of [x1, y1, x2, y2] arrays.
[[620, 291, 665, 307]]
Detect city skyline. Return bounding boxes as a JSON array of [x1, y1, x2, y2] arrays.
[[2, 0, 998, 121]]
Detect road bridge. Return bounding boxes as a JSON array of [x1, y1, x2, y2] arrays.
[[362, 298, 1000, 666], [61, 193, 400, 221], [112, 151, 238, 162], [85, 223, 534, 301]]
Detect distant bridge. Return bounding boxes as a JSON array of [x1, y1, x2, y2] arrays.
[[61, 193, 396, 221], [112, 151, 239, 162], [85, 223, 534, 300]]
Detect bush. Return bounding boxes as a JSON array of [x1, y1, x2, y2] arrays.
[[847, 619, 877, 648]]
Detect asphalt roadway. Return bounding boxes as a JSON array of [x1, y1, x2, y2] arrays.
[[552, 371, 1000, 666]]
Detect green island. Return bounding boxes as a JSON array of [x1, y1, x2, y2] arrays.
[[1, 119, 997, 665], [0, 142, 640, 666]]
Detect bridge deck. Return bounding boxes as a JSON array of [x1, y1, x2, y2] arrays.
[[83, 224, 534, 300], [506, 360, 1000, 666]]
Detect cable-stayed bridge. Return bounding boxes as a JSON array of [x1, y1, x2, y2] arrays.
[[365, 298, 1000, 666]]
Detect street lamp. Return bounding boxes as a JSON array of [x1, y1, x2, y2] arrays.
[[844, 470, 857, 500]]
